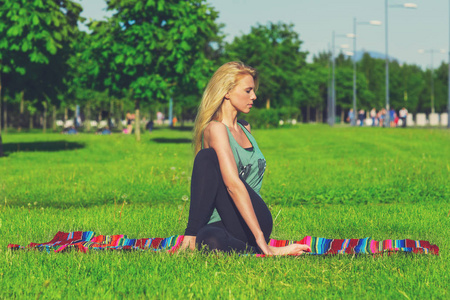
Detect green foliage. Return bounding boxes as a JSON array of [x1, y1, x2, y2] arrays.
[[0, 0, 82, 130], [245, 108, 280, 128], [0, 0, 81, 73], [225, 22, 308, 109], [434, 62, 449, 113], [245, 107, 301, 129], [99, 0, 221, 102]]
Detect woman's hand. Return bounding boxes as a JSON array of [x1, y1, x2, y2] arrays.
[[256, 234, 274, 256], [268, 243, 311, 256], [179, 235, 196, 251]]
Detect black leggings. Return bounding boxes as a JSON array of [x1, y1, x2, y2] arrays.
[[184, 148, 273, 254]]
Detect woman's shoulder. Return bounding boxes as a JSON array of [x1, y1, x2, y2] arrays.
[[203, 121, 230, 148], [204, 121, 228, 138], [205, 120, 227, 131]]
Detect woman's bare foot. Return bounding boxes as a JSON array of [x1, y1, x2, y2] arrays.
[[268, 243, 310, 256], [179, 235, 197, 251]]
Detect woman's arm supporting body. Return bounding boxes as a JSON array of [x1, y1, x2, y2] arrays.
[[203, 121, 273, 255]]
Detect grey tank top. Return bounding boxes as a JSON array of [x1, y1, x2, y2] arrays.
[[207, 122, 266, 224]]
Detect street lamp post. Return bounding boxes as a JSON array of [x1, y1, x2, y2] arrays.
[[330, 31, 353, 126], [385, 1, 417, 127], [352, 19, 381, 126], [327, 43, 333, 126], [418, 49, 446, 114], [331, 31, 336, 126]]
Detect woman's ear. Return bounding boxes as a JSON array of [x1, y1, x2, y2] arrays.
[[224, 92, 230, 100]]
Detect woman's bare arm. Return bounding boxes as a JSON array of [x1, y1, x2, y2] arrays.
[[204, 122, 273, 255]]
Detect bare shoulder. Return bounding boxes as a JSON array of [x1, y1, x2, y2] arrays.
[[203, 121, 229, 147], [204, 121, 227, 135]]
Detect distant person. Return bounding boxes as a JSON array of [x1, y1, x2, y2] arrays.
[[399, 107, 408, 128], [96, 126, 112, 135], [370, 108, 377, 126], [378, 108, 386, 127], [146, 119, 154, 132], [358, 109, 365, 127], [156, 111, 164, 125], [394, 114, 400, 127], [172, 116, 178, 127], [126, 111, 134, 134], [61, 126, 78, 135], [389, 108, 397, 128], [347, 109, 355, 125]]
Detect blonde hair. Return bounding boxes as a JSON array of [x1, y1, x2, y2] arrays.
[[192, 61, 259, 154]]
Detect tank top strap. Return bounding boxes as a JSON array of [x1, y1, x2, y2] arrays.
[[236, 122, 258, 149]]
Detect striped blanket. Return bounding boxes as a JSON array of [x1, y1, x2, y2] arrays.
[[7, 231, 439, 255]]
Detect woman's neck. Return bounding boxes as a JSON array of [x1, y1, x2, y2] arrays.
[[220, 101, 239, 130]]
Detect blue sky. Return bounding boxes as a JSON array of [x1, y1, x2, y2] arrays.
[[78, 0, 449, 69]]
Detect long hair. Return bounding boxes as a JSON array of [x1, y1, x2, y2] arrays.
[[192, 61, 259, 154]]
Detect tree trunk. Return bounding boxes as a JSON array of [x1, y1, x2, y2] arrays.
[[64, 107, 68, 121], [43, 104, 47, 133], [18, 91, 24, 132], [29, 112, 33, 129], [315, 108, 319, 123], [0, 66, 3, 157], [119, 101, 124, 130], [109, 99, 113, 128], [0, 79, 2, 135], [135, 100, 141, 141], [340, 110, 344, 124], [306, 104, 310, 123], [0, 134, 3, 157], [3, 100, 6, 134], [115, 100, 122, 130], [52, 105, 56, 131], [85, 102, 91, 132]]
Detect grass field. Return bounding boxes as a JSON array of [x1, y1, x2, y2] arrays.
[[1, 125, 449, 298]]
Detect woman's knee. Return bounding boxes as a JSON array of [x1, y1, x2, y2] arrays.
[[193, 148, 220, 170], [196, 225, 227, 251]]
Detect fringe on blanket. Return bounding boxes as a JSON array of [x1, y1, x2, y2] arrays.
[[7, 231, 439, 256]]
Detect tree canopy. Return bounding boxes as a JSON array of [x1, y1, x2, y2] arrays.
[[0, 0, 448, 152]]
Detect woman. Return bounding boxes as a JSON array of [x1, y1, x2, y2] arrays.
[[125, 111, 134, 134], [180, 62, 310, 255]]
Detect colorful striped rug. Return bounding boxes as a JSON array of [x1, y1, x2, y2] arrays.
[[7, 231, 439, 255]]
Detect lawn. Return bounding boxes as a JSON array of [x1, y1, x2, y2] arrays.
[[1, 125, 449, 298]]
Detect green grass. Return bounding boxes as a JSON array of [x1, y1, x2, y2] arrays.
[[1, 125, 449, 298]]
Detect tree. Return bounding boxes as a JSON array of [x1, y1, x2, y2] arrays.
[[358, 52, 386, 110], [93, 0, 221, 140], [224, 22, 308, 109], [433, 62, 448, 113], [0, 0, 82, 154]]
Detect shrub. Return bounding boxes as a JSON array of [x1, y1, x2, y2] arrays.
[[245, 107, 301, 128]]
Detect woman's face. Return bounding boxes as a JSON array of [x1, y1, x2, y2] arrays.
[[226, 74, 257, 114]]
